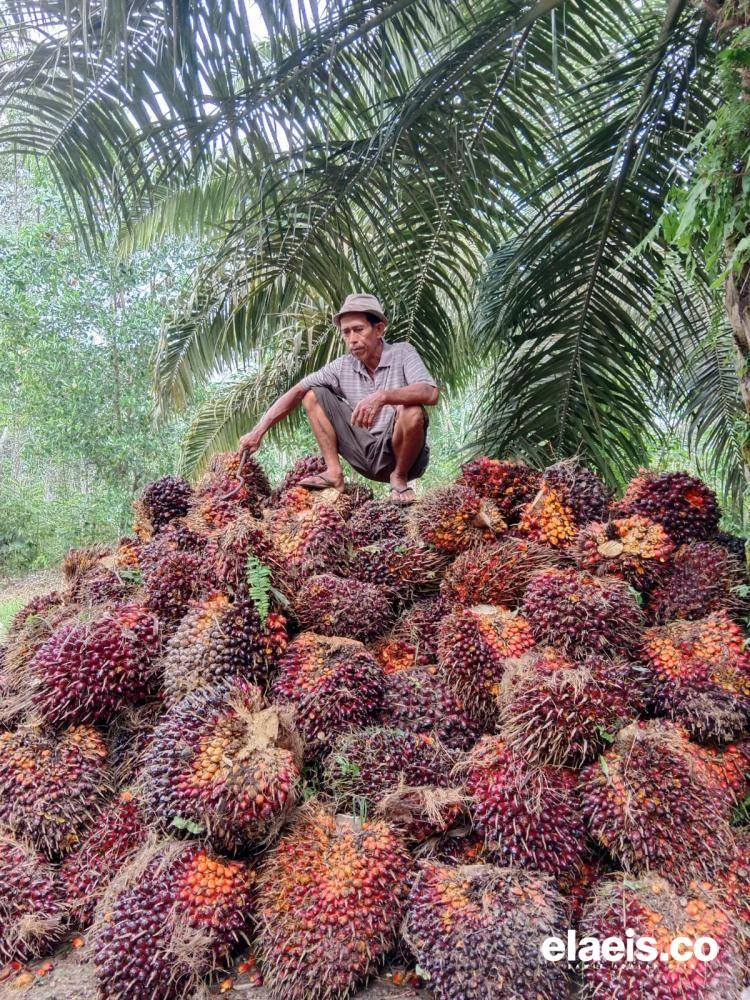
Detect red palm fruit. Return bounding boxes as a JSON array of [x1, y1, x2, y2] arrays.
[[646, 541, 747, 623], [498, 650, 645, 767], [346, 498, 409, 546], [378, 665, 481, 750], [682, 739, 750, 812], [271, 453, 326, 499], [61, 543, 111, 593], [557, 854, 612, 928], [108, 701, 164, 788], [161, 592, 287, 706], [441, 536, 562, 608], [141, 548, 207, 625], [92, 841, 254, 1000], [522, 568, 644, 659], [267, 482, 359, 520], [465, 736, 587, 877], [59, 792, 147, 927], [271, 633, 385, 754], [580, 874, 744, 999], [666, 687, 750, 745], [348, 537, 449, 604], [27, 603, 161, 727], [407, 484, 507, 554], [202, 512, 275, 594], [518, 458, 610, 546], [437, 605, 535, 726], [0, 724, 110, 858], [143, 681, 302, 852], [293, 573, 394, 642], [255, 805, 411, 1000], [403, 862, 568, 1000], [613, 468, 720, 543], [75, 569, 137, 605], [717, 832, 750, 932], [579, 720, 733, 884], [372, 596, 448, 672], [457, 456, 542, 520], [113, 535, 144, 571], [265, 494, 349, 580], [429, 830, 489, 865], [132, 475, 193, 542], [7, 591, 64, 638], [0, 836, 66, 963], [574, 514, 674, 588], [209, 448, 271, 505]]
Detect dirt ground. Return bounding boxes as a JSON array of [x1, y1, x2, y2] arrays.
[[0, 568, 63, 606]]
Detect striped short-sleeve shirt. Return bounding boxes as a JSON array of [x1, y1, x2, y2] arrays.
[[300, 340, 437, 435]]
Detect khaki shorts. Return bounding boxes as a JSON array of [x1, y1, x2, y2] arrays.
[[311, 386, 430, 483]]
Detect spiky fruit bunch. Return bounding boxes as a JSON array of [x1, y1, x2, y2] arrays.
[[465, 736, 587, 876], [265, 495, 349, 580], [61, 543, 110, 592], [430, 831, 489, 866], [60, 792, 147, 927], [132, 475, 193, 541], [574, 515, 674, 588], [408, 484, 507, 554], [161, 592, 287, 706], [457, 457, 542, 520], [255, 805, 412, 1000], [518, 459, 610, 546], [437, 605, 536, 726], [373, 596, 448, 672], [646, 541, 747, 624], [209, 448, 271, 506], [271, 634, 385, 753], [614, 468, 720, 543], [142, 548, 206, 625], [26, 603, 161, 726], [717, 832, 750, 931], [403, 863, 567, 1000], [108, 701, 164, 788], [294, 573, 394, 642], [580, 874, 744, 1000], [1, 599, 73, 702], [0, 724, 110, 858], [522, 568, 643, 659], [441, 536, 561, 608], [7, 590, 64, 639], [346, 498, 408, 546], [667, 687, 750, 745], [579, 720, 733, 884], [272, 453, 326, 498], [0, 836, 66, 963], [269, 482, 356, 519], [143, 681, 302, 852], [75, 568, 136, 605], [715, 529, 747, 563], [348, 538, 448, 603], [683, 740, 750, 812], [92, 842, 254, 1000], [498, 651, 644, 767], [557, 854, 612, 928], [113, 535, 144, 571], [378, 666, 481, 750], [203, 512, 275, 594]]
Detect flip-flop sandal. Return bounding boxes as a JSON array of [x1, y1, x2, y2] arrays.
[[298, 474, 342, 491], [388, 486, 417, 506]]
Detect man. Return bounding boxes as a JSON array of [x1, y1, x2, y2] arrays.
[[239, 293, 439, 505]]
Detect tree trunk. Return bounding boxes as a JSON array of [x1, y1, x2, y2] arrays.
[[724, 267, 750, 476]]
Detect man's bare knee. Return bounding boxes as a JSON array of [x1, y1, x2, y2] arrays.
[[395, 405, 424, 430], [302, 389, 320, 411]]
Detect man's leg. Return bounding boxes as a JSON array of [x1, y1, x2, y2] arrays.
[[301, 389, 345, 488], [389, 405, 426, 498]]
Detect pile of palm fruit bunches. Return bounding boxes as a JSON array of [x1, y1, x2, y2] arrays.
[[1, 450, 749, 1000]]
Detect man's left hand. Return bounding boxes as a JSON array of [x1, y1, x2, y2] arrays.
[[351, 390, 387, 429]]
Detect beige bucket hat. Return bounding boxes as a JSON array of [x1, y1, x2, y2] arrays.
[[333, 292, 388, 327]]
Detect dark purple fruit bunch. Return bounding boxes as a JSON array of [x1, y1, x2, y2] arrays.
[[294, 573, 394, 642], [378, 666, 480, 750], [613, 469, 720, 543], [0, 836, 66, 963], [457, 457, 541, 521], [142, 548, 207, 626], [441, 536, 561, 609], [347, 538, 448, 604], [645, 541, 747, 624], [346, 498, 409, 546], [132, 475, 193, 541]]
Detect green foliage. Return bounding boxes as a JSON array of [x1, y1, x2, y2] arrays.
[[245, 554, 272, 624]]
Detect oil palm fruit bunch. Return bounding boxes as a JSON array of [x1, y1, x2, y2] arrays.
[[269, 453, 326, 502], [141, 548, 207, 626], [348, 537, 448, 604], [378, 665, 480, 750], [645, 540, 747, 624], [61, 543, 111, 594], [142, 681, 302, 852], [2, 592, 71, 697], [184, 456, 265, 534], [0, 835, 66, 963], [271, 633, 385, 754], [74, 568, 137, 606], [0, 724, 110, 858], [518, 458, 610, 546], [402, 862, 568, 1000], [437, 605, 536, 726], [557, 853, 612, 929], [7, 590, 64, 639], [580, 874, 744, 999], [108, 701, 165, 788], [456, 456, 542, 521], [208, 448, 271, 509], [441, 536, 561, 608], [264, 490, 349, 581], [293, 573, 394, 642], [255, 804, 411, 1000], [372, 596, 448, 673], [716, 832, 750, 941], [132, 475, 193, 542], [522, 568, 644, 659], [202, 511, 275, 594], [465, 736, 587, 877], [161, 592, 287, 706], [26, 603, 161, 727], [613, 468, 721, 543], [346, 497, 409, 546], [579, 720, 733, 884], [498, 650, 644, 767], [113, 534, 144, 571], [59, 791, 147, 927], [685, 740, 750, 811], [408, 484, 507, 554], [641, 611, 750, 742], [573, 514, 674, 588], [92, 841, 254, 1000]]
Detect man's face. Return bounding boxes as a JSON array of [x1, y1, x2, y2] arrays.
[[338, 313, 384, 359]]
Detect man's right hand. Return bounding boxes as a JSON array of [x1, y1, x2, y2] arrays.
[[238, 426, 264, 455]]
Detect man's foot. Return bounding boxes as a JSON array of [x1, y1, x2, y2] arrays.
[[388, 485, 417, 506], [297, 473, 345, 491]]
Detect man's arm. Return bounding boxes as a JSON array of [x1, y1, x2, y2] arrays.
[[351, 382, 439, 428], [238, 382, 309, 454]]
